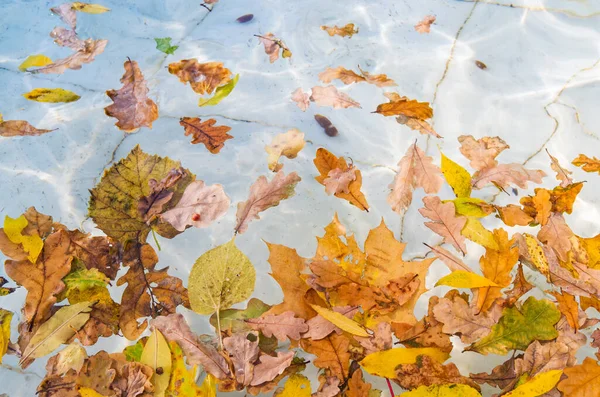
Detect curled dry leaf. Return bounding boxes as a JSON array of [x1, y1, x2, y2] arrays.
[[415, 15, 436, 33], [31, 39, 107, 74], [291, 88, 310, 111], [314, 148, 369, 211], [168, 59, 232, 95], [321, 23, 358, 38], [388, 142, 443, 214], [257, 33, 291, 63], [310, 85, 361, 109], [104, 59, 158, 132], [0, 119, 55, 137], [180, 117, 233, 153], [375, 93, 432, 119], [265, 129, 306, 172], [246, 311, 308, 341], [234, 171, 301, 234], [547, 150, 573, 187], [160, 180, 230, 232], [318, 65, 396, 87], [419, 196, 467, 255]]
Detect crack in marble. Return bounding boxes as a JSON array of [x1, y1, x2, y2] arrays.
[[522, 57, 600, 166], [0, 67, 104, 94], [161, 114, 295, 129], [455, 0, 600, 18], [94, 132, 129, 184]]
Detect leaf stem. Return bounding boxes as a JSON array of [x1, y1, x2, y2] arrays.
[[386, 378, 395, 397], [216, 308, 223, 350], [151, 228, 162, 251]]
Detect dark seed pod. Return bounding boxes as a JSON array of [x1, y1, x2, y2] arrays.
[[475, 60, 487, 70], [314, 114, 338, 137], [236, 14, 254, 23], [156, 367, 164, 375]]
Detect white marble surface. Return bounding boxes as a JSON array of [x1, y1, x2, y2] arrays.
[[1, 0, 600, 395]]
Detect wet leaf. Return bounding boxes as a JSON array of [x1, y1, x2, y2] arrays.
[[291, 88, 310, 111], [558, 357, 600, 396], [572, 154, 600, 174], [314, 148, 369, 211], [51, 3, 77, 29], [210, 298, 271, 333], [0, 309, 12, 363], [257, 33, 291, 63], [19, 54, 53, 71], [71, 3, 110, 13], [324, 166, 357, 195], [246, 311, 307, 341], [441, 152, 472, 198], [168, 59, 232, 95], [198, 73, 239, 106], [550, 291, 579, 331], [458, 135, 509, 171], [461, 218, 498, 250], [104, 59, 158, 132], [415, 15, 436, 33], [395, 355, 480, 391], [4, 214, 43, 263], [50, 27, 85, 50], [154, 37, 178, 55], [468, 297, 561, 355], [20, 301, 93, 365], [223, 332, 259, 386], [314, 114, 339, 137], [504, 370, 562, 397], [402, 384, 481, 397], [236, 14, 254, 23], [23, 88, 80, 103], [310, 85, 361, 109], [265, 129, 306, 172], [140, 328, 171, 397], [419, 196, 467, 255], [346, 369, 371, 397], [433, 295, 499, 344], [0, 119, 55, 137], [547, 150, 573, 187], [321, 23, 358, 38], [189, 239, 255, 315], [180, 117, 233, 153], [234, 171, 301, 234], [375, 94, 432, 119], [435, 271, 499, 288], [310, 305, 369, 337], [538, 213, 573, 262], [472, 163, 546, 190], [251, 351, 295, 386], [274, 374, 311, 397], [301, 334, 351, 381], [31, 39, 107, 74], [51, 343, 87, 375], [360, 347, 450, 379]]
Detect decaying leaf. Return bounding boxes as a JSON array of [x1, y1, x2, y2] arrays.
[[257, 33, 291, 63], [180, 117, 233, 153], [23, 88, 80, 103], [31, 39, 108, 74], [291, 88, 310, 111], [301, 334, 351, 381], [323, 166, 357, 195], [360, 347, 450, 379], [419, 196, 467, 255], [223, 332, 259, 386], [314, 148, 369, 211], [458, 135, 509, 171], [234, 171, 301, 234], [547, 150, 573, 187], [140, 328, 171, 397], [0, 118, 55, 137], [310, 86, 361, 109], [321, 23, 358, 38], [265, 129, 306, 172], [402, 384, 481, 397], [395, 355, 480, 391], [168, 59, 232, 95], [104, 59, 158, 132], [318, 66, 396, 87], [415, 15, 436, 33], [433, 294, 499, 344]]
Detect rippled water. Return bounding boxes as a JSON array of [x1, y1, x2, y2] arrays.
[[1, 0, 600, 395]]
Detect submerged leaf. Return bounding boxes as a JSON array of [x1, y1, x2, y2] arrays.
[[180, 117, 233, 153], [168, 59, 232, 95], [310, 85, 361, 109], [265, 129, 306, 172], [0, 119, 55, 137], [419, 196, 467, 255], [321, 23, 358, 38], [415, 15, 436, 33], [23, 88, 80, 103], [154, 37, 178, 54], [198, 73, 239, 106], [291, 88, 310, 111], [19, 54, 53, 72], [31, 39, 107, 74]]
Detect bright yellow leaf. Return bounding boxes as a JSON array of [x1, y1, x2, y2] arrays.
[[4, 215, 43, 263], [140, 329, 172, 397], [435, 270, 499, 288], [400, 384, 482, 396], [23, 88, 81, 103], [504, 370, 563, 397], [360, 347, 450, 378], [79, 388, 107, 397], [310, 304, 369, 337], [72, 2, 111, 13], [199, 373, 217, 397], [18, 54, 52, 72], [275, 374, 311, 397], [524, 234, 550, 280], [441, 152, 472, 198], [0, 309, 13, 363], [462, 218, 498, 250]]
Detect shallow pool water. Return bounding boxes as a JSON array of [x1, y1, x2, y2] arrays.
[[1, 0, 600, 395]]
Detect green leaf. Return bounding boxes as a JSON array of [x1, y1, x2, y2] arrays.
[[468, 297, 561, 355], [20, 301, 93, 364], [123, 339, 145, 362], [198, 74, 239, 107], [441, 152, 472, 198], [23, 88, 80, 103], [0, 309, 13, 363], [18, 54, 52, 72], [154, 37, 178, 55], [209, 297, 271, 333], [140, 329, 172, 397], [88, 145, 194, 243], [62, 264, 110, 296], [188, 238, 255, 315]]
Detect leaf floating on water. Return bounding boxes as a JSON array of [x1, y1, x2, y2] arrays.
[[572, 154, 600, 174], [321, 23, 358, 38], [180, 117, 233, 153], [18, 54, 52, 71], [265, 129, 306, 172], [291, 87, 310, 111], [50, 27, 85, 50], [547, 150, 573, 187], [435, 270, 499, 289], [4, 215, 44, 263], [30, 39, 108, 74], [20, 301, 93, 365], [246, 311, 308, 341], [169, 59, 231, 95], [251, 351, 295, 386], [415, 15, 436, 33], [198, 73, 239, 106], [188, 239, 255, 315], [375, 92, 432, 119], [323, 167, 356, 195], [104, 58, 158, 132], [310, 85, 361, 109], [71, 2, 111, 13], [257, 33, 291, 63], [23, 88, 80, 103], [154, 37, 178, 54], [234, 171, 301, 234], [318, 65, 396, 87], [51, 3, 77, 29], [0, 118, 55, 137], [310, 305, 369, 337], [360, 347, 450, 379], [402, 384, 481, 397]]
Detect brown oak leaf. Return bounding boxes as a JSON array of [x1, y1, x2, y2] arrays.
[[250, 351, 294, 386], [300, 334, 350, 381], [310, 86, 361, 109], [168, 59, 232, 94], [223, 332, 260, 386], [346, 369, 371, 397], [0, 119, 55, 137], [375, 93, 432, 119], [180, 117, 233, 153], [433, 294, 499, 344], [246, 311, 308, 341], [547, 149, 573, 187], [419, 196, 467, 255], [538, 213, 573, 262], [471, 163, 546, 190], [104, 59, 158, 132], [395, 355, 480, 391]]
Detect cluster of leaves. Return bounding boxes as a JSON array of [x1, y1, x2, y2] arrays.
[[4, 3, 600, 397]]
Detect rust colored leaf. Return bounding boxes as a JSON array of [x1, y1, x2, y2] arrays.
[[551, 291, 579, 331], [314, 148, 369, 211], [324, 166, 357, 195], [318, 67, 365, 85], [180, 117, 233, 153], [558, 357, 600, 397], [388, 142, 443, 214], [105, 59, 158, 132], [538, 213, 573, 262], [246, 311, 308, 342], [346, 369, 372, 397], [4, 230, 72, 327], [503, 264, 533, 306], [168, 59, 232, 94], [572, 154, 600, 174], [321, 23, 359, 38], [458, 135, 509, 171], [31, 39, 107, 74], [291, 87, 310, 111], [395, 355, 480, 391], [375, 94, 432, 119], [415, 15, 436, 33], [59, 229, 121, 280], [0, 119, 55, 137], [300, 334, 351, 381], [547, 150, 573, 187], [419, 196, 467, 255], [433, 294, 499, 344], [117, 243, 189, 340], [234, 171, 301, 234], [495, 204, 533, 227], [310, 85, 361, 109]]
